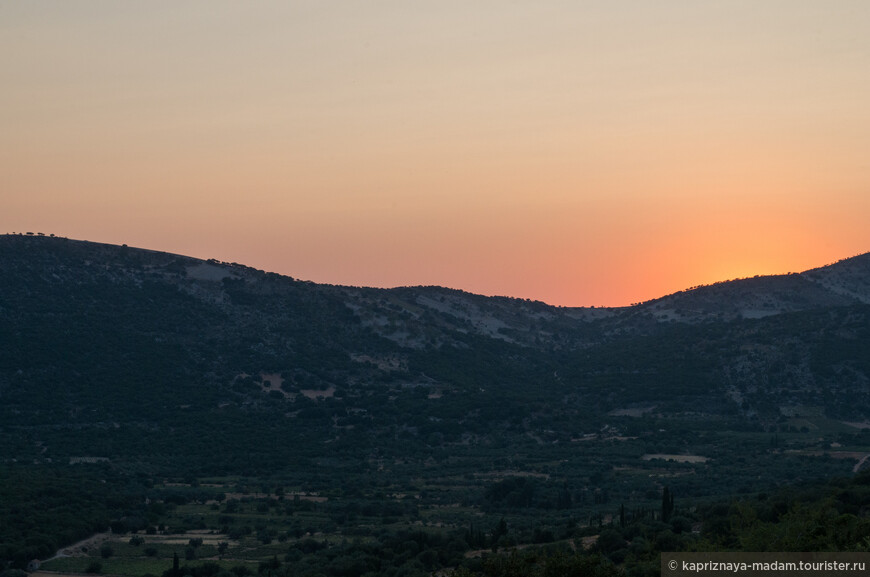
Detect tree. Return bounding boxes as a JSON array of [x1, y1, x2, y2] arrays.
[[662, 487, 675, 523], [258, 555, 280, 576], [493, 518, 508, 542]]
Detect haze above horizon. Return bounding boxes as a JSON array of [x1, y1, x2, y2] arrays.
[[3, 2, 869, 307]]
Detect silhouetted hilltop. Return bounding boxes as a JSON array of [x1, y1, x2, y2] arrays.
[[1, 233, 869, 464]]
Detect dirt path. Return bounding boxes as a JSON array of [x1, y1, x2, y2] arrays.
[[45, 532, 111, 562], [854, 454, 870, 473]]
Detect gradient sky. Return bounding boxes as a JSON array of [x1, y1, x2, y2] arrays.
[[3, 1, 869, 307]]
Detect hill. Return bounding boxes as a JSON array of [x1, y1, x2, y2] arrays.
[[3, 233, 870, 456], [2, 233, 870, 575], [634, 253, 870, 323]]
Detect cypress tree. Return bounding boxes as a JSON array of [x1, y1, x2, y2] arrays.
[[662, 487, 675, 522]]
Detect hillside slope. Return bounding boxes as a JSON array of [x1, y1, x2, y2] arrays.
[[1, 234, 869, 473]]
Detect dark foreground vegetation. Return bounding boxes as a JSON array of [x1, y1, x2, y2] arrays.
[[4, 464, 870, 577]]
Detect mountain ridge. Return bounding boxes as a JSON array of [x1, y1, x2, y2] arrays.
[[2, 233, 870, 447], [4, 232, 869, 326], [2, 233, 869, 415]]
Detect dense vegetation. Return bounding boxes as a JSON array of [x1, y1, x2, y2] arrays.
[[0, 466, 122, 566], [5, 466, 870, 577], [2, 235, 870, 576]]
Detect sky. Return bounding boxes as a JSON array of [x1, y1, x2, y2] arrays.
[[3, 1, 869, 307]]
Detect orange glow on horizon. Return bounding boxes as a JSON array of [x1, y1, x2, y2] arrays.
[[2, 3, 869, 307]]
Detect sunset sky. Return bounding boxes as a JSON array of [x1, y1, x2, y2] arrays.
[[3, 1, 869, 307]]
